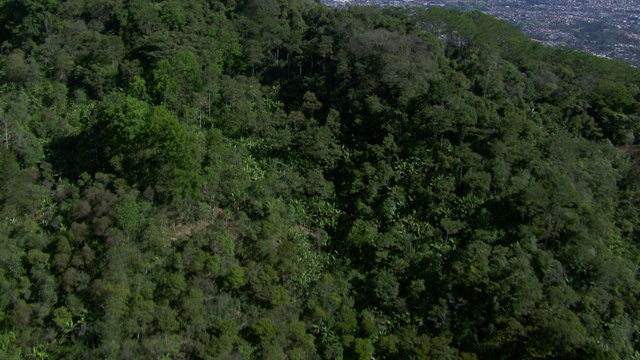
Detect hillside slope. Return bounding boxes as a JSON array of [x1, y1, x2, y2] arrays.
[[1, 1, 640, 359]]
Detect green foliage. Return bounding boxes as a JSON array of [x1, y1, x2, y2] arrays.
[[1, 1, 640, 359], [94, 93, 201, 200]]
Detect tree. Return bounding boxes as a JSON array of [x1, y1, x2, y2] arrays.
[[95, 94, 202, 201]]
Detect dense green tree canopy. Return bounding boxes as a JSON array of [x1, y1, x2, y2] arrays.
[[1, 1, 640, 359]]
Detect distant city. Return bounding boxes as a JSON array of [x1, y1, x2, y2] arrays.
[[320, 0, 640, 67]]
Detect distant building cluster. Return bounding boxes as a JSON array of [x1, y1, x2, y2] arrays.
[[320, 0, 640, 66]]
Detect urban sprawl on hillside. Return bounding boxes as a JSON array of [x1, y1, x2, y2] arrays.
[[322, 0, 640, 66]]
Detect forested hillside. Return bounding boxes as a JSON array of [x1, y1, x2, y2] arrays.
[[2, 1, 640, 358]]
